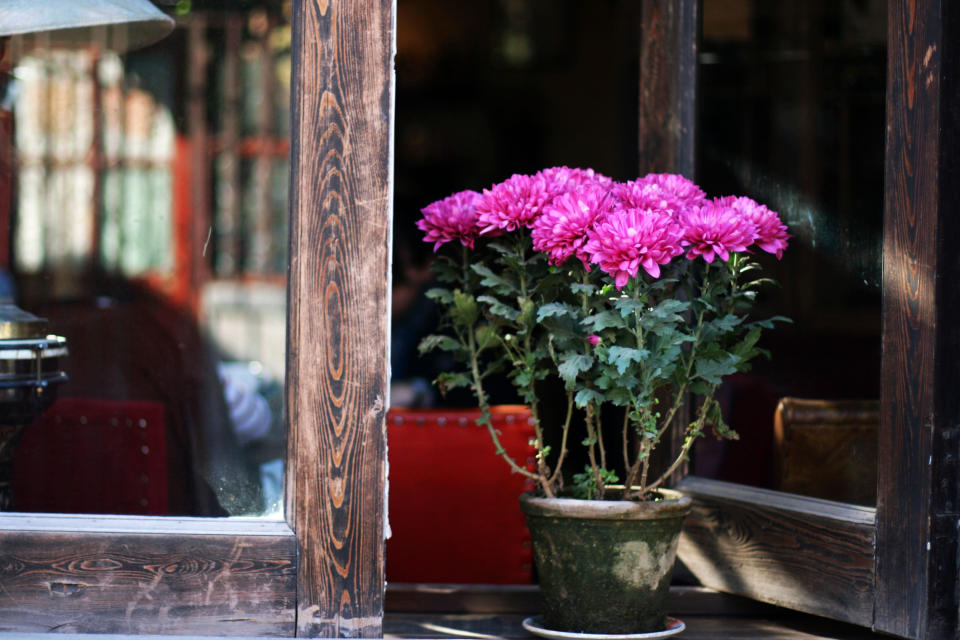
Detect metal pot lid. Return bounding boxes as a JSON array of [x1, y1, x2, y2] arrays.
[[0, 298, 48, 340], [0, 335, 68, 359]]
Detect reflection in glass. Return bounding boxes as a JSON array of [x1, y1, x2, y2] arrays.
[[694, 0, 886, 505], [0, 5, 291, 518]]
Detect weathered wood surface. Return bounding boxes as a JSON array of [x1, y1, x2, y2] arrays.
[[637, 0, 698, 490], [675, 477, 875, 628], [877, 2, 960, 638], [287, 0, 395, 636], [0, 515, 296, 636], [638, 0, 698, 179]]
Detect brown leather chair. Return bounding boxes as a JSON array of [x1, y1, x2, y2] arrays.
[[773, 397, 879, 505]]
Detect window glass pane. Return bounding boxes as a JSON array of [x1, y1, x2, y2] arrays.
[[694, 0, 886, 506], [0, 4, 290, 518]]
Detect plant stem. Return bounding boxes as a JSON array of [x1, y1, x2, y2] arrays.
[[515, 241, 553, 495], [584, 403, 604, 499], [645, 392, 717, 494], [466, 319, 543, 491], [546, 392, 574, 491], [596, 403, 607, 473], [621, 409, 631, 475]]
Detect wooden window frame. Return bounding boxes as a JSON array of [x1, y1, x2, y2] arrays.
[[3, 1, 956, 638], [0, 0, 395, 636], [640, 2, 959, 639]]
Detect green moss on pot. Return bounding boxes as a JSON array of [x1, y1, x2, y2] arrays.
[[520, 489, 691, 635]]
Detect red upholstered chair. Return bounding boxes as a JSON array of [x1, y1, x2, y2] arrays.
[[12, 398, 169, 515], [386, 406, 536, 584]]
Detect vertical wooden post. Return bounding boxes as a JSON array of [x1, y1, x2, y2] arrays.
[[638, 0, 698, 179], [187, 15, 211, 310], [639, 0, 698, 486], [0, 41, 14, 271], [287, 0, 394, 636], [251, 17, 277, 274], [218, 15, 243, 276], [877, 1, 960, 638]]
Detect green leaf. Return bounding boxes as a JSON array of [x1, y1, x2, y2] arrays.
[[703, 314, 742, 338], [425, 287, 454, 304], [477, 295, 519, 321], [731, 327, 762, 357], [570, 282, 597, 296], [418, 334, 462, 355], [644, 298, 689, 320], [435, 371, 471, 393], [574, 388, 605, 408], [429, 256, 464, 283], [537, 302, 579, 322], [450, 290, 479, 328], [475, 324, 499, 351], [689, 380, 712, 395], [471, 264, 515, 295], [614, 298, 647, 317], [517, 299, 537, 327], [558, 353, 594, 387], [694, 354, 740, 385], [606, 346, 649, 375], [752, 315, 792, 330], [581, 311, 627, 331]]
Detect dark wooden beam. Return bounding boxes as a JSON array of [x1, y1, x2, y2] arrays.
[[638, 0, 698, 179], [0, 515, 296, 635], [638, 0, 699, 488], [876, 1, 960, 638], [287, 0, 395, 636], [676, 477, 875, 628], [187, 14, 212, 310]]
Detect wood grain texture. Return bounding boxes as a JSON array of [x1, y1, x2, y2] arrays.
[[637, 0, 697, 491], [675, 477, 875, 627], [286, 0, 394, 636], [0, 522, 296, 635], [876, 1, 960, 638], [638, 0, 698, 179]]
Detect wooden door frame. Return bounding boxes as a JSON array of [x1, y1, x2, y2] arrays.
[[640, 1, 959, 638], [286, 0, 394, 635], [0, 1, 395, 636]]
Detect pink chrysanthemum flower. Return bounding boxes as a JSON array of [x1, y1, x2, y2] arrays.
[[539, 166, 613, 198], [612, 174, 705, 221], [584, 208, 684, 287], [644, 173, 707, 207], [532, 185, 614, 267], [681, 199, 756, 263], [720, 195, 790, 259], [417, 189, 483, 252], [612, 179, 674, 212], [476, 173, 553, 234]]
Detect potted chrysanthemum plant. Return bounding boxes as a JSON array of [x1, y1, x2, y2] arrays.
[[416, 167, 789, 636]]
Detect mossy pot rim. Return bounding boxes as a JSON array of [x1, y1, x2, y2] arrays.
[[519, 487, 691, 521]]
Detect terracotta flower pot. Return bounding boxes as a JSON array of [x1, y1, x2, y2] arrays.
[[519, 489, 692, 635]]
